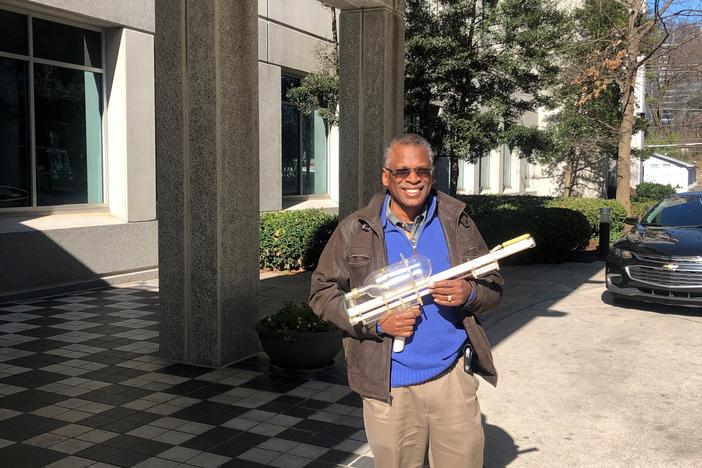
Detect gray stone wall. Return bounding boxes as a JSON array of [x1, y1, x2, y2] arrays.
[[21, 0, 155, 32], [0, 221, 158, 299], [156, 0, 261, 367]]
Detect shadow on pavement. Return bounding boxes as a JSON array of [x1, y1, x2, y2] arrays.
[[483, 414, 538, 468], [600, 290, 702, 318]]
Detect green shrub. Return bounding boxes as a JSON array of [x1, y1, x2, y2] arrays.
[[633, 182, 676, 201], [474, 211, 538, 264], [631, 200, 657, 219], [475, 207, 591, 263], [260, 209, 337, 270], [545, 197, 626, 239], [459, 194, 550, 219]]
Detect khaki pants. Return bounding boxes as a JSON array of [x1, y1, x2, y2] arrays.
[[362, 357, 484, 468]]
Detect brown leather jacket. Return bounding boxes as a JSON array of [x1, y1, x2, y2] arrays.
[[309, 191, 503, 401]]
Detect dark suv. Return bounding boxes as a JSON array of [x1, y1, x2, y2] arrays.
[[606, 192, 702, 306]]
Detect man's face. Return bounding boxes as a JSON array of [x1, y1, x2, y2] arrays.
[[382, 144, 433, 221]]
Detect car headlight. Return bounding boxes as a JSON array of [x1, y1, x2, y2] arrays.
[[613, 247, 633, 259]]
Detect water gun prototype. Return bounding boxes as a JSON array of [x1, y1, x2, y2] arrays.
[[343, 234, 536, 352]]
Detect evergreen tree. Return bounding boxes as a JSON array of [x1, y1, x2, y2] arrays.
[[405, 0, 569, 195]]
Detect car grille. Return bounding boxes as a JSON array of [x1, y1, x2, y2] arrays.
[[633, 253, 702, 265], [627, 265, 702, 288], [636, 288, 702, 299]]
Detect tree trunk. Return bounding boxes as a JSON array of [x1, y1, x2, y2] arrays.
[[616, 4, 640, 216], [616, 79, 636, 215], [449, 156, 459, 197], [563, 155, 574, 197]]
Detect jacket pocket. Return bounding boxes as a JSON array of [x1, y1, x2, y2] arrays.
[[347, 247, 372, 286], [348, 247, 372, 266], [461, 246, 478, 262]]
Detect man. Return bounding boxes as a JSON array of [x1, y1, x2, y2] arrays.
[[309, 133, 503, 468]]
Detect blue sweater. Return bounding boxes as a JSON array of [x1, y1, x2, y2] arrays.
[[381, 194, 468, 387]]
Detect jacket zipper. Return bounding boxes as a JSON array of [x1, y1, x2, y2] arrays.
[[360, 218, 394, 404]]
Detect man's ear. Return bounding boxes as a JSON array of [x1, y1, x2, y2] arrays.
[[381, 170, 389, 188]]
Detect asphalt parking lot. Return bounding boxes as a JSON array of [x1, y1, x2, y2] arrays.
[[481, 261, 702, 467]]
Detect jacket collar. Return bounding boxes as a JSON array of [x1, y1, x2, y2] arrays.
[[357, 189, 466, 234]]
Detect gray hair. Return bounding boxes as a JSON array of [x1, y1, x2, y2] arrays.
[[383, 133, 435, 167]]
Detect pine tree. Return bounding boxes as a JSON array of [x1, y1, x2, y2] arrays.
[[405, 0, 569, 195]]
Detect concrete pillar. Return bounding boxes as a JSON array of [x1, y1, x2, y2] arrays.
[[106, 28, 156, 223], [338, 3, 405, 219], [155, 0, 260, 367]]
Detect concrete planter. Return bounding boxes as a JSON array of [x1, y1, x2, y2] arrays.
[[255, 321, 342, 370]]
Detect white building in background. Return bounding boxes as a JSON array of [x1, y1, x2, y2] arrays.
[[643, 153, 696, 192], [453, 63, 647, 199]]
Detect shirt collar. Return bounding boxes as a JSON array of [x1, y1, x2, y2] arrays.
[[381, 192, 435, 230]]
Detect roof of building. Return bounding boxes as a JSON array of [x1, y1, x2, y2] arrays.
[[647, 153, 696, 168]]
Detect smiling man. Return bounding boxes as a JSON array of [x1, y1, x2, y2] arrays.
[[310, 133, 504, 467]]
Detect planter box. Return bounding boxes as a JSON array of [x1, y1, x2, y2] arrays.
[[255, 321, 342, 369]]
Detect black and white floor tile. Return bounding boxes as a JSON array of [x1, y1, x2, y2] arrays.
[[0, 282, 373, 468]]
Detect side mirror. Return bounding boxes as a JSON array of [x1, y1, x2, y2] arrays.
[[625, 217, 639, 225]]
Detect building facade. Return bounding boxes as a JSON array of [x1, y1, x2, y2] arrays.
[[0, 0, 339, 298]]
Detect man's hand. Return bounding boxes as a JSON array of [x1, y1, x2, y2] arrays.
[[430, 279, 472, 306], [378, 306, 421, 337]]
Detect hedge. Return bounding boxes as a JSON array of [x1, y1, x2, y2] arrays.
[[260, 209, 337, 271], [631, 200, 657, 219], [475, 207, 591, 263], [633, 182, 676, 201], [261, 195, 633, 270], [544, 197, 627, 239], [459, 194, 627, 239], [459, 194, 547, 219]]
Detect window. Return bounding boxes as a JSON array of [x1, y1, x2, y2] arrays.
[[523, 160, 532, 188], [502, 145, 511, 189], [281, 75, 328, 196], [0, 8, 103, 209], [479, 153, 490, 191]]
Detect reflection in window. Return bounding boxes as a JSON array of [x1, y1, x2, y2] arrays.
[[282, 103, 300, 196], [645, 196, 702, 227], [0, 8, 103, 209], [281, 75, 328, 196], [33, 18, 101, 68], [0, 58, 30, 207], [34, 65, 103, 205]]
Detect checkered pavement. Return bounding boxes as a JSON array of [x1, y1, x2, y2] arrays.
[[0, 282, 374, 467]]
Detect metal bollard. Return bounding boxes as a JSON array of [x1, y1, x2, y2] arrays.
[[599, 207, 611, 259]]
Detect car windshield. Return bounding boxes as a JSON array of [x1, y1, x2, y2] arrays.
[[643, 195, 702, 227]]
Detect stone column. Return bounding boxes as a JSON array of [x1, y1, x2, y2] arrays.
[[337, 2, 405, 219], [155, 0, 260, 367]]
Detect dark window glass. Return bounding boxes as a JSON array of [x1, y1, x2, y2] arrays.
[[34, 64, 103, 206], [281, 75, 328, 196], [33, 18, 101, 68], [0, 57, 30, 207], [282, 102, 300, 195], [645, 196, 702, 227], [0, 9, 27, 55], [281, 75, 301, 102]]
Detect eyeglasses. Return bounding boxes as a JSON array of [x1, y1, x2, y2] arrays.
[[384, 166, 434, 180]]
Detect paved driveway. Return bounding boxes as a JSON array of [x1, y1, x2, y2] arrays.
[[481, 262, 702, 467]]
